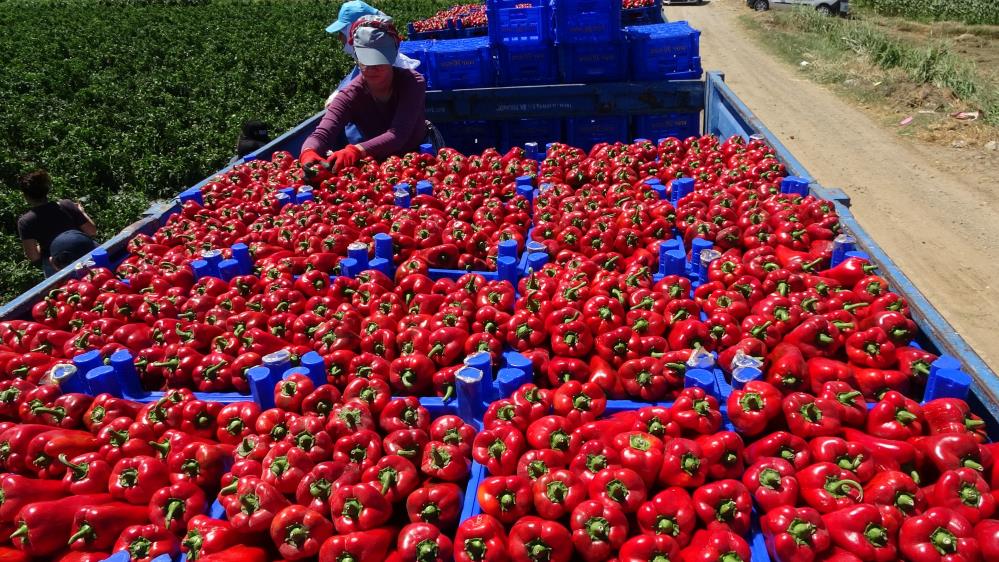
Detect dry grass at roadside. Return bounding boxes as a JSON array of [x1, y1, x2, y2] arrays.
[[740, 8, 999, 149]]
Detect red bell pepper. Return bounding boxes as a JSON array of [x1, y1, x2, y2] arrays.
[[0, 473, 65, 523], [866, 390, 925, 440], [929, 468, 996, 524], [589, 467, 647, 514], [692, 479, 753, 534], [974, 519, 999, 560], [864, 470, 927, 520], [473, 428, 525, 476], [659, 437, 708, 489], [113, 524, 180, 562], [726, 380, 782, 437], [765, 343, 808, 393], [845, 328, 897, 369], [821, 504, 897, 561], [743, 457, 799, 514], [818, 381, 867, 428], [761, 504, 832, 562], [222, 476, 291, 534], [619, 534, 681, 562], [679, 528, 752, 562], [421, 441, 468, 482], [610, 431, 664, 487], [182, 515, 242, 561], [671, 387, 722, 437], [745, 430, 811, 470], [381, 522, 450, 561], [899, 507, 979, 562], [148, 481, 206, 534], [924, 398, 988, 443], [269, 505, 333, 560], [454, 514, 508, 562], [911, 433, 992, 481], [569, 499, 628, 562], [406, 482, 462, 530], [68, 502, 149, 551], [532, 468, 586, 520], [362, 454, 419, 504], [809, 436, 875, 483], [797, 462, 865, 514], [8, 494, 112, 557], [59, 452, 111, 495], [478, 475, 532, 525], [507, 516, 572, 562], [635, 487, 697, 547], [330, 482, 392, 534], [318, 528, 395, 562]]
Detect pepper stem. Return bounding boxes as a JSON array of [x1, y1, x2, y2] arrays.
[[163, 499, 185, 524], [930, 527, 958, 555], [68, 523, 94, 545], [57, 454, 90, 480]]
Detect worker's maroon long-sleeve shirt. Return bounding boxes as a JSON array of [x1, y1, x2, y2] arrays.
[[302, 68, 427, 159]]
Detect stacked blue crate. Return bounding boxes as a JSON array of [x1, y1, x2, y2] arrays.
[[625, 20, 703, 80], [488, 0, 558, 86], [552, 0, 629, 83], [633, 111, 701, 140], [426, 36, 496, 90], [501, 118, 563, 151], [566, 115, 630, 150], [435, 120, 501, 155], [399, 39, 432, 82]]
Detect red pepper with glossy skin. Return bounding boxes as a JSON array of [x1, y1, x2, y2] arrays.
[[362, 454, 419, 504], [910, 433, 992, 481], [659, 437, 708, 489], [697, 431, 746, 481], [594, 326, 641, 368], [864, 470, 927, 520], [318, 528, 395, 562], [26, 429, 99, 479], [8, 494, 112, 557], [182, 516, 242, 561], [68, 502, 150, 551], [610, 431, 664, 487], [168, 441, 226, 491], [617, 356, 680, 402], [551, 381, 606, 427], [680, 528, 752, 562], [148, 481, 206, 534], [692, 479, 753, 534], [454, 514, 509, 562], [113, 524, 180, 562], [807, 358, 855, 393], [761, 504, 831, 562], [671, 387, 723, 437], [330, 482, 392, 534], [421, 441, 468, 482], [842, 427, 924, 483], [333, 429, 383, 472], [478, 475, 532, 524], [508, 516, 572, 562], [59, 452, 111, 495], [406, 482, 462, 530], [809, 436, 875, 483], [899, 507, 980, 562], [783, 392, 842, 438], [569, 499, 628, 562], [532, 469, 586, 520], [589, 467, 647, 514], [473, 428, 525, 476], [222, 476, 291, 534], [845, 328, 897, 369], [745, 430, 812, 470], [895, 346, 937, 384], [866, 390, 925, 440], [397, 522, 453, 562], [929, 468, 996, 524], [635, 487, 697, 547], [818, 381, 867, 428], [766, 343, 808, 393], [743, 457, 800, 514], [727, 380, 782, 436], [0, 473, 65, 523], [924, 398, 988, 443], [974, 519, 999, 560], [269, 505, 333, 561], [526, 416, 576, 461], [783, 316, 842, 359], [821, 504, 897, 561], [619, 534, 681, 562], [797, 462, 865, 514]]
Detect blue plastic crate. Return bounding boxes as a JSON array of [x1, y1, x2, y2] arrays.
[[625, 21, 703, 80], [436, 119, 502, 155], [426, 37, 496, 90], [399, 39, 433, 78], [497, 42, 558, 86], [487, 0, 551, 45], [621, 0, 664, 25], [633, 111, 701, 141], [550, 0, 622, 44], [557, 40, 629, 83], [566, 116, 629, 150], [501, 118, 563, 150]]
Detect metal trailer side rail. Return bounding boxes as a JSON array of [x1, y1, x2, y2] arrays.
[[3, 72, 996, 422], [702, 71, 999, 422]]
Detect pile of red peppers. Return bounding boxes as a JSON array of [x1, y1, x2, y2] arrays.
[[0, 135, 997, 560]]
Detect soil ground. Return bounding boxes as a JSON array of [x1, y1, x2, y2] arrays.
[[665, 0, 999, 374]]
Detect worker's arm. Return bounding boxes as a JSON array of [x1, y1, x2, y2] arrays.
[[359, 71, 427, 159], [21, 239, 41, 265]]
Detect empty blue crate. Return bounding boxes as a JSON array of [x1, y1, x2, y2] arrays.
[[550, 0, 622, 44], [633, 112, 701, 141], [426, 37, 495, 90], [557, 40, 629, 83], [497, 42, 558, 85], [567, 116, 629, 150], [501, 118, 563, 150], [437, 120, 501, 155], [621, 0, 664, 25], [487, 0, 551, 45], [625, 21, 703, 80]]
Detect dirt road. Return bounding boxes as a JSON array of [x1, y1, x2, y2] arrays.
[[666, 1, 999, 373]]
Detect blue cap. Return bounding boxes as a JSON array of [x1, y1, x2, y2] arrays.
[[326, 1, 384, 34]]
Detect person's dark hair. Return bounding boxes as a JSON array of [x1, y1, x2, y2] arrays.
[[19, 170, 51, 201], [236, 120, 270, 157]]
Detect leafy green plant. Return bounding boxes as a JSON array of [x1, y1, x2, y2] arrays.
[[0, 0, 455, 304], [855, 0, 999, 25]]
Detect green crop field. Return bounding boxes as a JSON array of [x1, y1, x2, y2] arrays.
[[856, 0, 999, 25], [0, 0, 454, 304]]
